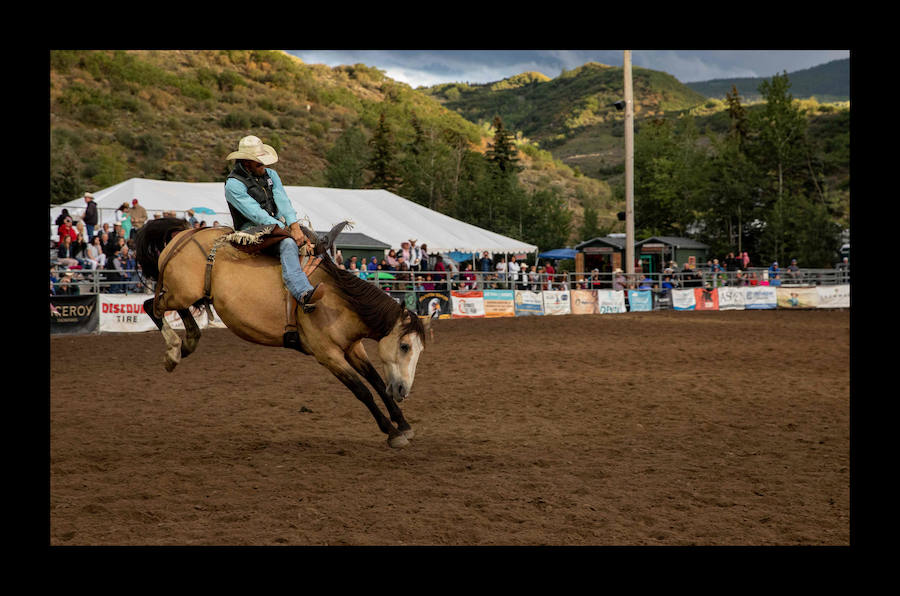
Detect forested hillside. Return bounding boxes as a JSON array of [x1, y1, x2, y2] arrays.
[[49, 50, 849, 265], [49, 49, 608, 251]]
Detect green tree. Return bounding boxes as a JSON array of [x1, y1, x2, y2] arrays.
[[523, 187, 572, 250], [579, 201, 602, 242], [325, 125, 369, 189], [748, 72, 809, 265], [366, 112, 401, 193], [399, 113, 454, 211], [633, 116, 709, 237], [485, 116, 521, 175]]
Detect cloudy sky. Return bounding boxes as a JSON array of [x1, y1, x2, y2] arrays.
[[285, 50, 849, 88]]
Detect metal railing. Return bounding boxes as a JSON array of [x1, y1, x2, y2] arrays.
[[49, 264, 850, 299]]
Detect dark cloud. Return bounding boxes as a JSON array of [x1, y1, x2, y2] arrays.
[[286, 49, 849, 87]]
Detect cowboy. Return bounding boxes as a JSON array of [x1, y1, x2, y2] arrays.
[[130, 198, 148, 230], [224, 135, 321, 312], [82, 192, 98, 241]]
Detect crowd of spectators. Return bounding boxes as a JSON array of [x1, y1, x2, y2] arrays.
[[52, 194, 850, 299]]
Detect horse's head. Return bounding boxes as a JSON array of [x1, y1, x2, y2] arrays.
[[378, 308, 427, 402]]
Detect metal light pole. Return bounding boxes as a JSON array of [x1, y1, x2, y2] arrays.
[[624, 50, 635, 277]]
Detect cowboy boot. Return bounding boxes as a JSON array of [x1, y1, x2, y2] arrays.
[[283, 288, 303, 350]]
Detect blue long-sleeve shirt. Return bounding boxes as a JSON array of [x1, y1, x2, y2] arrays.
[[224, 168, 298, 231]]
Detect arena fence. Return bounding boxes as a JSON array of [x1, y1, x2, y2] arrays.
[[49, 267, 851, 335]]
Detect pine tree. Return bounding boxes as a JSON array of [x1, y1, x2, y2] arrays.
[[366, 112, 401, 193], [485, 116, 521, 175]]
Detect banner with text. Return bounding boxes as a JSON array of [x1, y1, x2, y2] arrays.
[[744, 286, 778, 310], [717, 287, 746, 311], [694, 288, 720, 311], [543, 290, 571, 315], [671, 289, 696, 311], [570, 290, 598, 315], [514, 290, 545, 316], [816, 284, 850, 309], [416, 291, 451, 319], [451, 291, 485, 318], [50, 294, 99, 335], [627, 290, 653, 312], [98, 294, 212, 332], [597, 290, 627, 314], [483, 289, 516, 317]]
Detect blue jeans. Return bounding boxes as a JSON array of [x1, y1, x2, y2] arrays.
[[279, 238, 314, 300]]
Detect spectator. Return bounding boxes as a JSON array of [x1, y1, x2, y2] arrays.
[[56, 272, 79, 296], [478, 251, 493, 273], [82, 192, 98, 240], [367, 257, 378, 272], [386, 249, 399, 270], [544, 261, 556, 288], [461, 263, 476, 290], [433, 254, 447, 281], [770, 273, 782, 287], [724, 252, 738, 271], [116, 203, 132, 241], [495, 257, 508, 282], [661, 275, 675, 294], [508, 256, 521, 284], [99, 232, 117, 263], [734, 269, 747, 287], [55, 208, 72, 227], [417, 242, 429, 271], [56, 235, 83, 269], [111, 247, 130, 293], [768, 261, 781, 279], [787, 258, 801, 282], [57, 216, 77, 245], [85, 236, 106, 270], [422, 274, 435, 291], [589, 268, 603, 289], [638, 274, 653, 290], [186, 209, 198, 227], [396, 254, 411, 288], [348, 255, 359, 274], [741, 252, 750, 269], [528, 265, 540, 291], [130, 198, 148, 230], [613, 268, 627, 291]]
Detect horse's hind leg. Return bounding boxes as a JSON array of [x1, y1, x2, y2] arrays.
[[345, 341, 414, 440], [317, 348, 408, 448], [177, 307, 202, 358], [142, 297, 182, 372]]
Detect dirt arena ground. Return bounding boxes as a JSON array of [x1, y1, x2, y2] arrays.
[[49, 309, 850, 546]]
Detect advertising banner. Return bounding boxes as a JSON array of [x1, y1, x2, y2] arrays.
[[99, 294, 212, 332], [671, 288, 696, 311], [627, 290, 653, 312], [694, 288, 719, 311], [816, 284, 850, 309], [717, 287, 746, 311], [483, 289, 515, 317], [777, 286, 820, 309], [514, 290, 544, 316], [570, 290, 598, 315], [597, 290, 626, 314], [450, 291, 485, 318], [416, 291, 451, 319], [390, 291, 419, 313], [744, 286, 777, 309], [543, 291, 571, 315], [50, 294, 99, 335]]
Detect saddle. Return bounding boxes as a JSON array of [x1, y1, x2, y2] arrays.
[[204, 224, 323, 351]]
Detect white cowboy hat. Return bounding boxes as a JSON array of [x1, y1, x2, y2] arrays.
[[226, 135, 278, 165]]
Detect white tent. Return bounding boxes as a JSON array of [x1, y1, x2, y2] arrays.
[[50, 177, 537, 255]]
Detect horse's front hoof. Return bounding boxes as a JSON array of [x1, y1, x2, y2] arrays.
[[388, 433, 410, 448], [401, 427, 415, 440]]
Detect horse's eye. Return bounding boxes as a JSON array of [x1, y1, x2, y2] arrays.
[[400, 343, 410, 353]]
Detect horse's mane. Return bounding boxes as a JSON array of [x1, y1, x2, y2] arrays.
[[309, 221, 424, 342]]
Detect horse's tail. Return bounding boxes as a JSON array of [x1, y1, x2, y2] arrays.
[[134, 217, 191, 281]]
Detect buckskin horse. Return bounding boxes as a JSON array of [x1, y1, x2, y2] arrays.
[[134, 217, 427, 448]]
